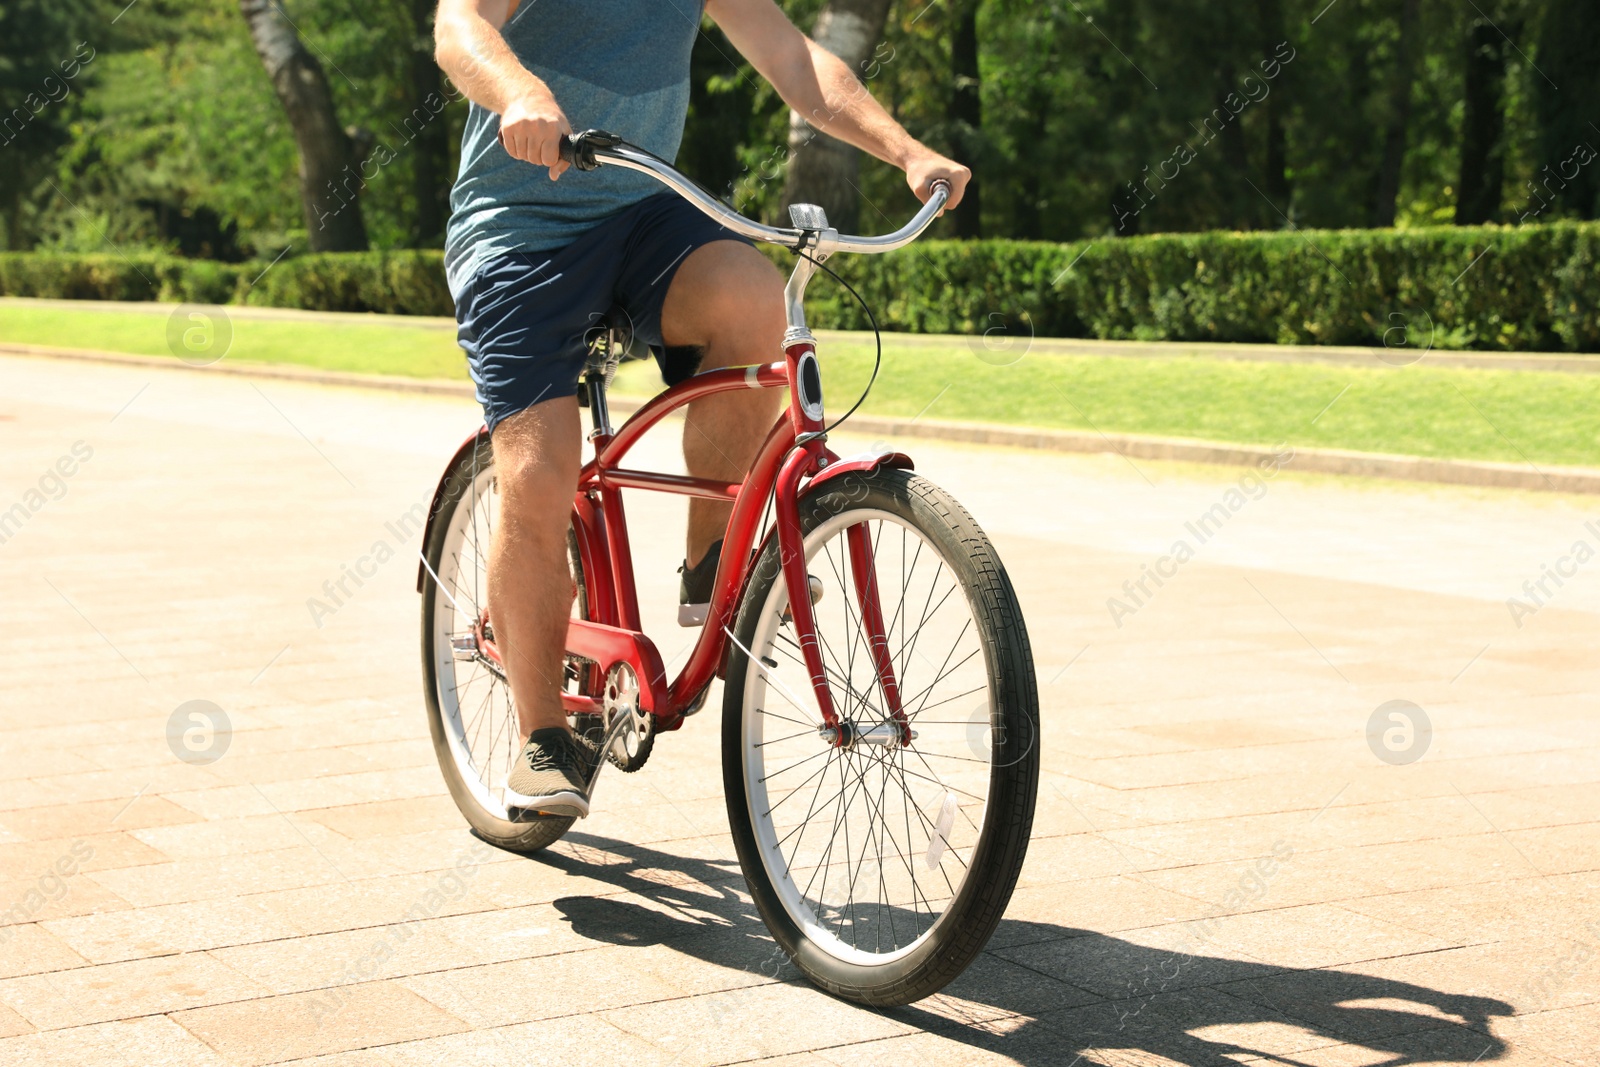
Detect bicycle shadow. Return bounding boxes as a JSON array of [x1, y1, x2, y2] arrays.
[[504, 829, 1512, 1065]]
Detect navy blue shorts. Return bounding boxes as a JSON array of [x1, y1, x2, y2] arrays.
[[454, 193, 752, 433]]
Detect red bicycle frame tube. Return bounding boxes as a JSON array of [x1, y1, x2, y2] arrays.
[[417, 347, 911, 738], [568, 361, 798, 729]]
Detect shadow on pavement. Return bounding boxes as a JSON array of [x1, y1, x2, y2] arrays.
[[509, 830, 1511, 1065]]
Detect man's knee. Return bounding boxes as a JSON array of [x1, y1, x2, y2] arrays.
[[491, 401, 581, 517], [664, 243, 785, 358]]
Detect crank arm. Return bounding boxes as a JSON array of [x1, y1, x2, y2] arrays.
[[583, 703, 637, 802]]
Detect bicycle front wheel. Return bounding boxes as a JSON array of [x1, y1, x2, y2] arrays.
[[723, 467, 1039, 1005]]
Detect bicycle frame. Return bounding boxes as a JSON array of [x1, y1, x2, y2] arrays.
[[567, 347, 805, 731], [419, 131, 948, 741]]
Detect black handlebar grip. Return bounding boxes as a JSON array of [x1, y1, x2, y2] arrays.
[[562, 129, 623, 172]]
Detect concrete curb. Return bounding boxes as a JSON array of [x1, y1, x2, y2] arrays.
[[6, 340, 1598, 495], [0, 342, 477, 397]]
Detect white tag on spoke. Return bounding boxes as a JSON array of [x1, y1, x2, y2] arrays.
[[925, 792, 958, 870]]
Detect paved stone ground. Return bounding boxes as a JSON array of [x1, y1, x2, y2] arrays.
[[1, 353, 1597, 1067]]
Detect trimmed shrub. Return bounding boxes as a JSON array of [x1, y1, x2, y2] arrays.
[[2, 221, 1598, 351], [242, 250, 453, 315]]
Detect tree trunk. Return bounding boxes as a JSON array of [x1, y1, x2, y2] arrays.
[[1214, 61, 1255, 228], [1535, 0, 1600, 219], [948, 0, 982, 238], [1456, 19, 1512, 224], [1012, 84, 1048, 237], [779, 0, 894, 233], [408, 0, 450, 245], [239, 0, 368, 251], [1368, 0, 1420, 228], [1257, 0, 1291, 212]]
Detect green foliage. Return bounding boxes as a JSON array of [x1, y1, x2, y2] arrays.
[[8, 0, 1600, 253], [6, 222, 1598, 351], [778, 221, 1600, 352], [243, 251, 453, 314], [0, 0, 106, 249]]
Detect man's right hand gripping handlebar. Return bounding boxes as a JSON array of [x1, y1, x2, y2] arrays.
[[495, 94, 573, 178]]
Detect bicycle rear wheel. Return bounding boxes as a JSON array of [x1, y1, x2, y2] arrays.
[[420, 433, 579, 852], [723, 466, 1039, 1005]]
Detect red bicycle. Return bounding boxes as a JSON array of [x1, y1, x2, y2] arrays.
[[418, 131, 1039, 1005]]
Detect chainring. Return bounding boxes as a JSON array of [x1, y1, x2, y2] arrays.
[[599, 662, 654, 772]]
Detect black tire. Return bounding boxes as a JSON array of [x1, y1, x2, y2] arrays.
[[722, 467, 1039, 1006], [420, 433, 575, 853]]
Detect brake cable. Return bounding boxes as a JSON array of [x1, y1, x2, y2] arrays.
[[797, 249, 883, 438]]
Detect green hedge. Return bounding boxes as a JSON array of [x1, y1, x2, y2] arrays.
[[3, 222, 1597, 351], [800, 222, 1600, 353], [0, 250, 454, 316]]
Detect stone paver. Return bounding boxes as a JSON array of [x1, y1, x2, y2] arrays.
[[1, 353, 1597, 1066]]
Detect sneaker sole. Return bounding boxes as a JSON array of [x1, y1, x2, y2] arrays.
[[504, 789, 590, 819], [678, 602, 708, 627]]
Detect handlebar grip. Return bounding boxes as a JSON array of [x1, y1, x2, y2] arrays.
[[562, 129, 623, 172]]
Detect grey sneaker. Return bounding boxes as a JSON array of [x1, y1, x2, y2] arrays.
[[506, 727, 593, 818], [678, 538, 723, 627]]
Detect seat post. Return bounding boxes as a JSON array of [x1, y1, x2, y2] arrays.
[[585, 324, 623, 442]]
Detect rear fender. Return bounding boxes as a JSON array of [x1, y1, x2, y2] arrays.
[[416, 427, 489, 594]]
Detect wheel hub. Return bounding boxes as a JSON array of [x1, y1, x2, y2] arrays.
[[819, 720, 916, 750]]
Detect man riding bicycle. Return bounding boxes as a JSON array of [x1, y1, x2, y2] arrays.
[[434, 0, 970, 819]]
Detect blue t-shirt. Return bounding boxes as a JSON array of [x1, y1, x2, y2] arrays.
[[443, 0, 704, 300]]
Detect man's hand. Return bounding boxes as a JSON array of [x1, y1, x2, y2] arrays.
[[499, 93, 573, 180], [437, 1, 572, 178], [904, 151, 972, 213]]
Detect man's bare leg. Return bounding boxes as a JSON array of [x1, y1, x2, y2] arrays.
[[488, 397, 582, 741], [660, 241, 788, 568], [490, 241, 781, 743]]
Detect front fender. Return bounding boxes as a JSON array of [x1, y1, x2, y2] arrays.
[[806, 448, 914, 495], [800, 447, 915, 505], [718, 448, 914, 681]]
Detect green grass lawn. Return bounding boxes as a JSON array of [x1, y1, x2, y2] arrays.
[[4, 301, 1597, 468], [0, 303, 469, 380]]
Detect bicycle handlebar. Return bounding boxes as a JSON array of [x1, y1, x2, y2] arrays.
[[558, 129, 949, 255]]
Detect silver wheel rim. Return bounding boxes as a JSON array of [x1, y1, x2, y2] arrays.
[[739, 508, 997, 966], [429, 459, 522, 820]]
